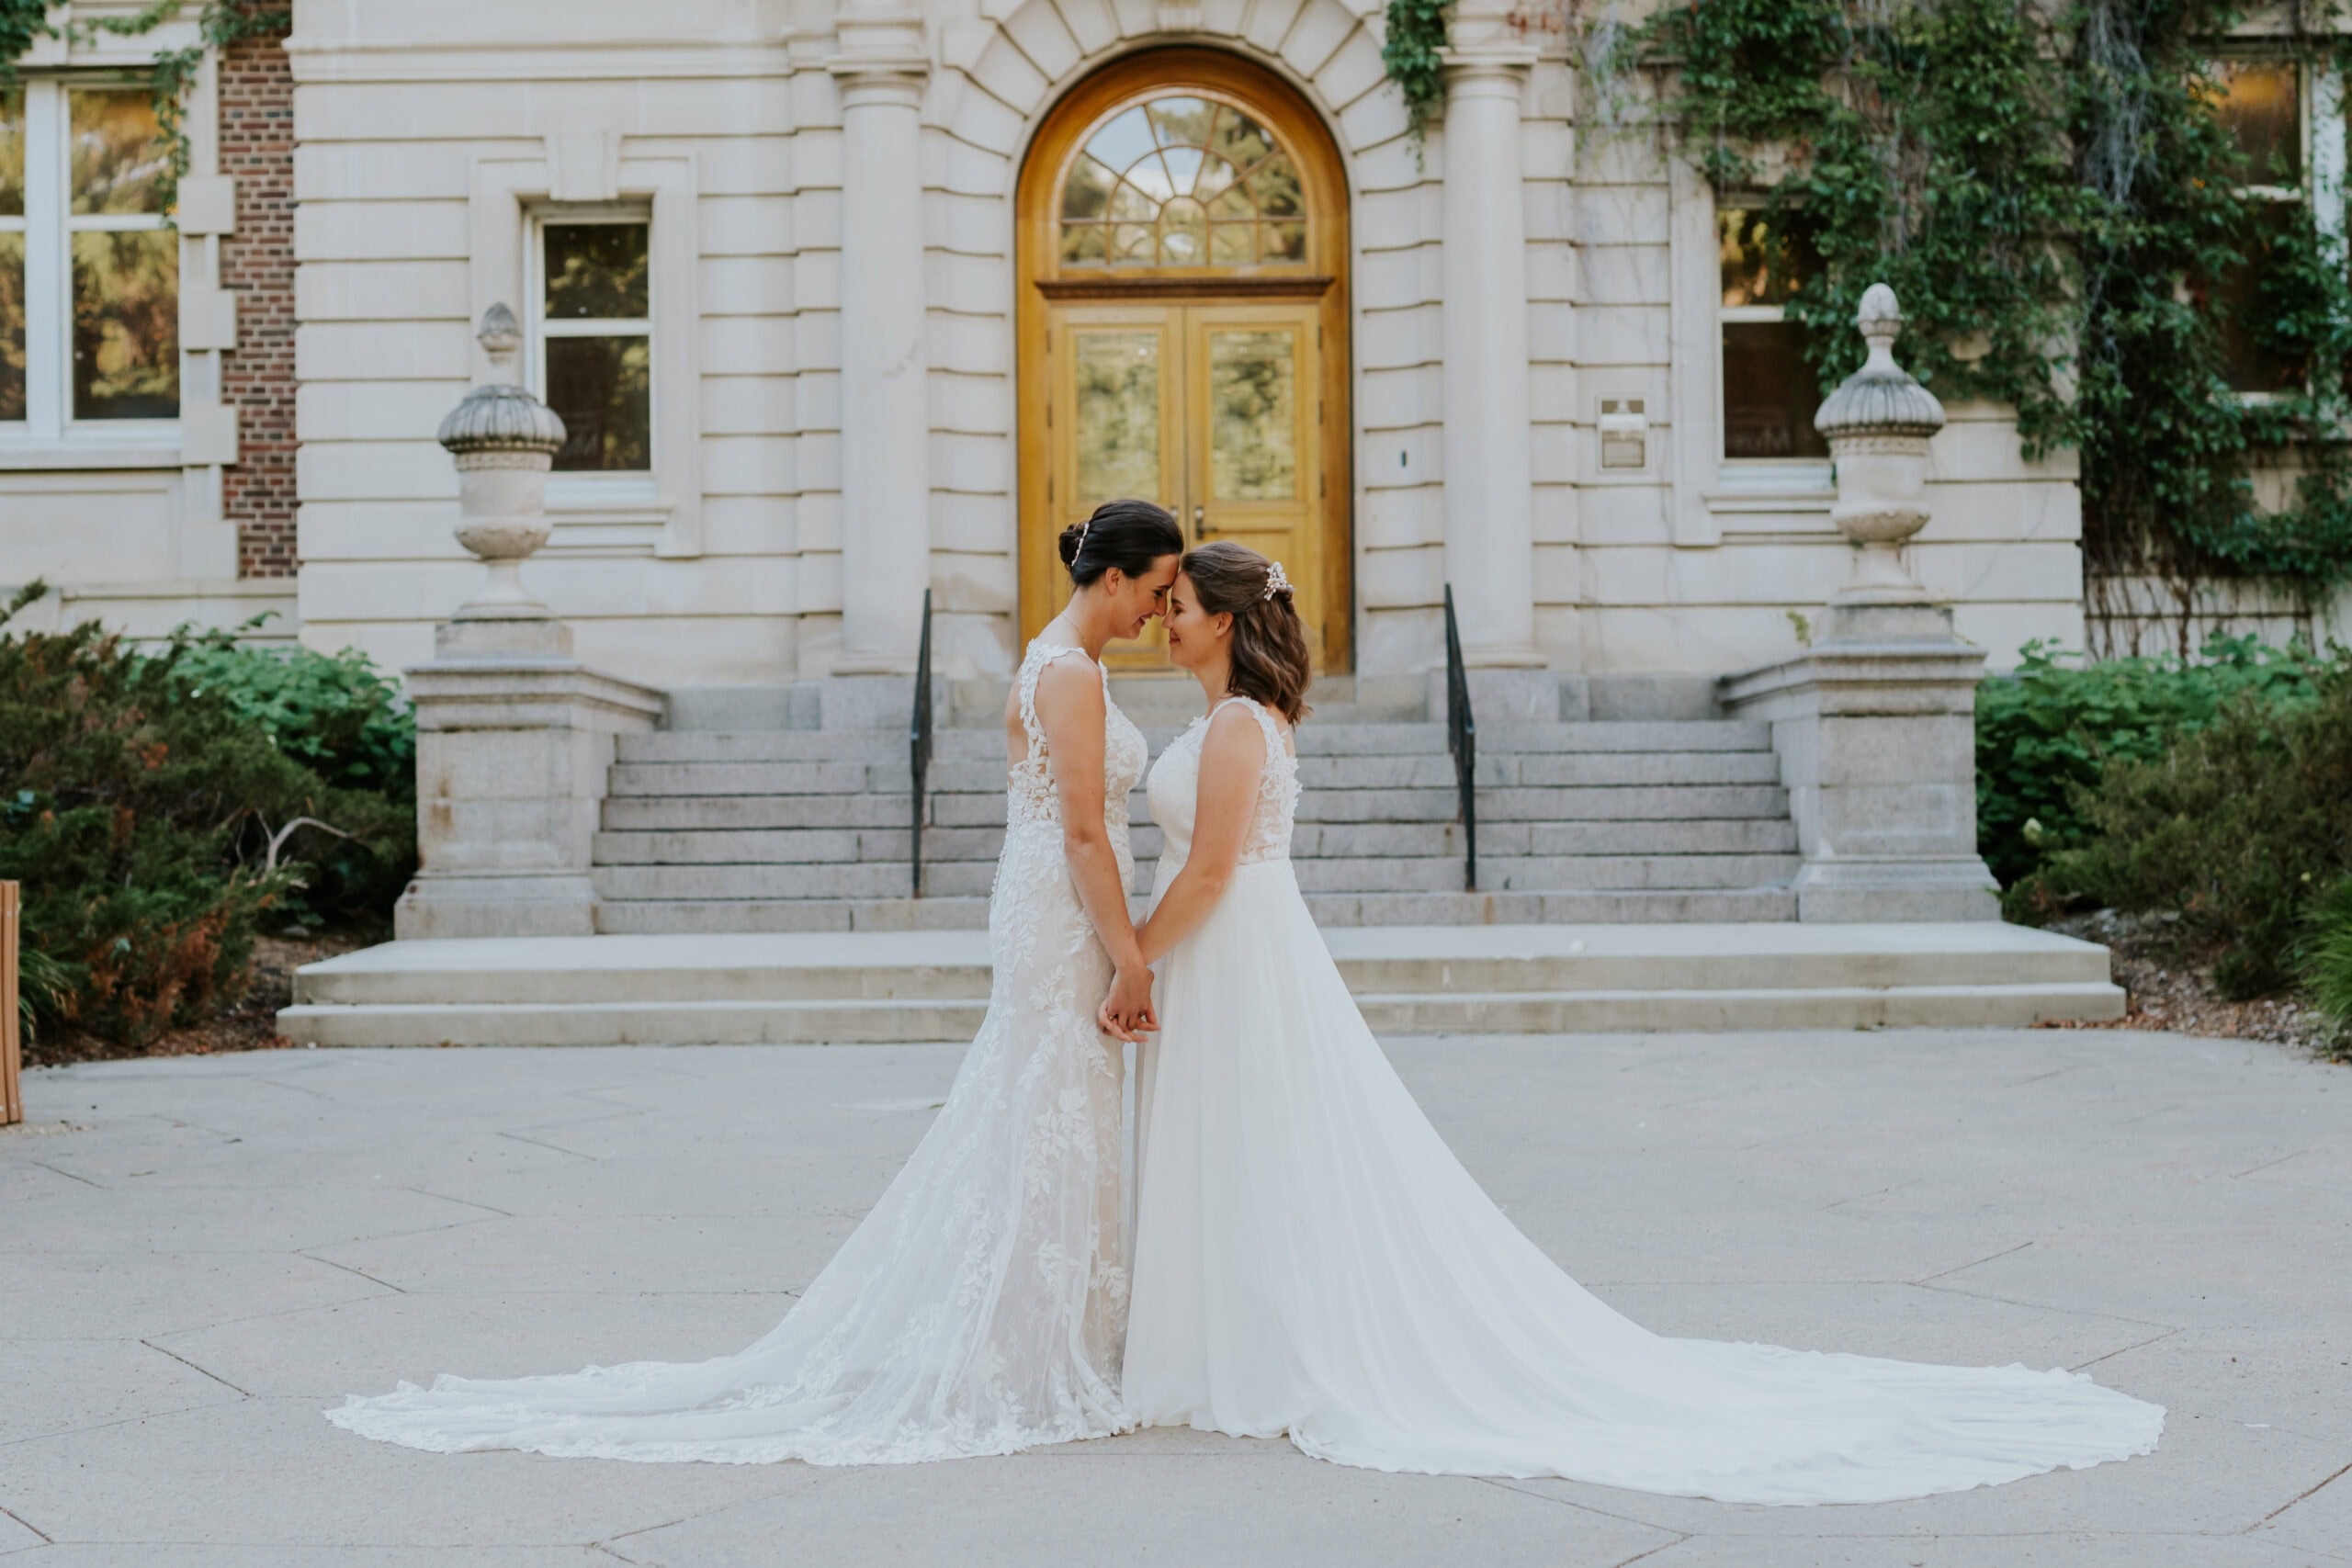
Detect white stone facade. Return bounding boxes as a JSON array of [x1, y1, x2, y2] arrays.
[[9, 0, 2127, 687]]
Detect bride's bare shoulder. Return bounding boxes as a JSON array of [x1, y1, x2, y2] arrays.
[[1029, 648, 1105, 721], [1201, 699, 1270, 763]]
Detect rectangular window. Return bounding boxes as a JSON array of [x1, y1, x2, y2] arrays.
[[2209, 59, 2307, 394], [0, 80, 177, 440], [532, 216, 650, 472], [1717, 207, 1828, 461]]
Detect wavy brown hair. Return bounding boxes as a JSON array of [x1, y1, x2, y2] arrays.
[[1181, 540, 1313, 726]]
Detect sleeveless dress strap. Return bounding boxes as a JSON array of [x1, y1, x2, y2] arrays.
[[1019, 641, 1096, 761], [1210, 694, 1290, 758]]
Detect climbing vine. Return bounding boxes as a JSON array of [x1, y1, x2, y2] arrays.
[[1623, 0, 2352, 639], [1382, 0, 1454, 141], [1, 0, 288, 218]]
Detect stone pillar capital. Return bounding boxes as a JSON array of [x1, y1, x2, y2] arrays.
[[828, 1, 929, 92], [1439, 45, 1539, 95]]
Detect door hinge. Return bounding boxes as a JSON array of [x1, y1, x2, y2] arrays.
[[1047, 474, 1055, 502]]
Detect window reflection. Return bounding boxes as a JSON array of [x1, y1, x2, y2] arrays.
[[2213, 61, 2301, 186], [1718, 206, 1826, 460], [1209, 330, 1297, 501], [1058, 96, 1308, 268], [1074, 331, 1161, 502], [540, 220, 651, 471]]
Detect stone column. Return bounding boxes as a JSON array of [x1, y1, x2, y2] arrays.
[[396, 307, 662, 940], [1720, 287, 1999, 922], [1438, 42, 1545, 677], [829, 3, 932, 676]]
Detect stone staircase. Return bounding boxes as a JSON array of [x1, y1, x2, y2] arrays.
[[587, 685, 1804, 935]]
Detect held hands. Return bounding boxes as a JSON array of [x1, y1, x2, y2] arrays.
[[1096, 963, 1159, 1043]]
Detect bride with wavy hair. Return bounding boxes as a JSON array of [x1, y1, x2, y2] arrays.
[[1118, 539, 2165, 1505]]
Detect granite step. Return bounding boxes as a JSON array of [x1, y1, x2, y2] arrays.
[[586, 887, 1811, 935], [279, 923, 2124, 1044]]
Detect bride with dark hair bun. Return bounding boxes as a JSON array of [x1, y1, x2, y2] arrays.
[[1119, 541, 2165, 1505], [327, 500, 1182, 1466]]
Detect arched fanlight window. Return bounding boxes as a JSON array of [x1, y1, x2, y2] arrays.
[[1057, 95, 1307, 268]]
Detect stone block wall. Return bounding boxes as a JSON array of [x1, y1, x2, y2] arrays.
[[279, 0, 2097, 689]]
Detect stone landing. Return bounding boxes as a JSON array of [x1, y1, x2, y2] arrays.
[[278, 922, 2123, 1046]]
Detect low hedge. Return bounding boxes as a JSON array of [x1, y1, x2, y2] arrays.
[[1, 587, 415, 1047], [1976, 635, 2334, 891], [2020, 658, 2352, 998]]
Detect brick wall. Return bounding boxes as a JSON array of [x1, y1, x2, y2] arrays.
[[217, 11, 298, 580]]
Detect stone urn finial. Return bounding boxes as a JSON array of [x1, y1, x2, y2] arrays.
[[437, 305, 568, 622], [1815, 284, 1946, 608]]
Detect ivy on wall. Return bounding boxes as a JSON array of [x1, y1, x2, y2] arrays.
[[1382, 0, 1453, 141], [1, 0, 288, 217], [1628, 0, 2352, 633], [1370, 0, 2352, 637]]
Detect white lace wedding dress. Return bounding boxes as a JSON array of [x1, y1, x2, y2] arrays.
[[326, 639, 1146, 1463], [1125, 694, 2165, 1505]]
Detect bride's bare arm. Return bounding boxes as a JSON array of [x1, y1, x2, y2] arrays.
[[1033, 655, 1155, 1038], [1136, 705, 1265, 965]]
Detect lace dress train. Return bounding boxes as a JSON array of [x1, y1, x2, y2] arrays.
[[326, 641, 1148, 1464], [1125, 696, 2166, 1506]]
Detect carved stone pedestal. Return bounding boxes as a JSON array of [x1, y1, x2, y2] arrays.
[[394, 307, 664, 939], [396, 640, 661, 939], [1721, 287, 1999, 923]]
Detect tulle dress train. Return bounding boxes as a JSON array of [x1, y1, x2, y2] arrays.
[[1124, 695, 2165, 1505], [325, 640, 1145, 1464]]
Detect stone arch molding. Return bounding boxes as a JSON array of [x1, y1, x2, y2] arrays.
[[938, 0, 1409, 189], [910, 0, 1422, 681]]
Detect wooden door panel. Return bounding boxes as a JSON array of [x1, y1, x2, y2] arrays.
[[1047, 306, 1183, 667], [1016, 50, 1353, 672], [1187, 304, 1321, 651]]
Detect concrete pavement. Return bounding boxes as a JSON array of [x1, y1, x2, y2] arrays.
[[3, 1028, 2346, 1566]]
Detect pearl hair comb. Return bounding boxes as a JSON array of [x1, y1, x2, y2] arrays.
[[1263, 559, 1293, 601]]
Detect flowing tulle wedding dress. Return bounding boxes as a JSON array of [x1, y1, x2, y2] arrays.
[[327, 640, 1146, 1463], [1125, 694, 2165, 1506]]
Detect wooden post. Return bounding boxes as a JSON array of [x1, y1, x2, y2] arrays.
[[2, 882, 21, 1127]]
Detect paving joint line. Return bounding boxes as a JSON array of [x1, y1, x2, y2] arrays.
[[2067, 1326, 2182, 1372], [297, 1250, 409, 1294], [1911, 1240, 2034, 1284], [1471, 1476, 1691, 1538], [2251, 1457, 2352, 1528], [2232, 1148, 2312, 1179], [495, 1130, 600, 1162], [141, 1338, 254, 1397], [28, 1159, 105, 1190], [0, 1506, 51, 1544], [408, 1185, 515, 1218], [1908, 1279, 2183, 1332]]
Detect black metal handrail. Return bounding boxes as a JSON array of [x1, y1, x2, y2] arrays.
[[910, 588, 933, 897], [1442, 583, 1476, 892]]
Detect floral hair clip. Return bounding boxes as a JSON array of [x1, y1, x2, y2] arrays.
[[1263, 559, 1293, 601]]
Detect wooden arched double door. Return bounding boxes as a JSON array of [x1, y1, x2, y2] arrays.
[[1017, 49, 1352, 671]]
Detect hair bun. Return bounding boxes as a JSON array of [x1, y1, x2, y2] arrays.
[[1057, 522, 1087, 568]]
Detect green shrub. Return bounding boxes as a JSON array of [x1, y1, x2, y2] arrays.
[[0, 585, 413, 1045], [2302, 874, 2352, 1047], [1976, 635, 2334, 890], [166, 617, 415, 799], [2031, 662, 2352, 998]]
